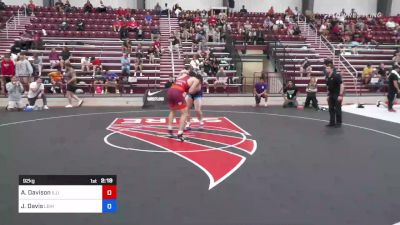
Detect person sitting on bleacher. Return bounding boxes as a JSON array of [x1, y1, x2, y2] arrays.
[[81, 56, 91, 72], [6, 76, 25, 111], [64, 0, 72, 13], [172, 3, 182, 18], [275, 17, 284, 29], [147, 45, 156, 64], [362, 63, 374, 84], [127, 17, 138, 33], [190, 55, 201, 72], [104, 68, 119, 94], [300, 58, 312, 77], [214, 67, 227, 90], [60, 47, 71, 71], [91, 57, 103, 75], [77, 19, 85, 31], [113, 17, 123, 32], [122, 39, 132, 55], [386, 18, 396, 30], [248, 28, 257, 45], [31, 54, 42, 77], [133, 57, 143, 77], [121, 53, 130, 75], [152, 38, 163, 56], [370, 69, 385, 92], [48, 68, 63, 94], [59, 17, 69, 32], [137, 25, 144, 40], [151, 25, 160, 41], [144, 12, 153, 25], [20, 31, 33, 50], [154, 3, 162, 15], [283, 81, 298, 108], [393, 52, 400, 67], [83, 0, 93, 13], [27, 78, 48, 110], [285, 6, 294, 16], [305, 77, 319, 110], [49, 48, 60, 69]]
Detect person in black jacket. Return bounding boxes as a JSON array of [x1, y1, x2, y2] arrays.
[[325, 65, 344, 127], [283, 81, 298, 107]]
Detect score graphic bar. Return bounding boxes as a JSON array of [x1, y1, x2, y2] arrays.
[[18, 175, 117, 213]]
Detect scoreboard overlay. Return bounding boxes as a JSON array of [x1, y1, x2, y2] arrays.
[[18, 175, 117, 213]]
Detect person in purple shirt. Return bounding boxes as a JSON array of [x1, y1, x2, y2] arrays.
[[144, 12, 153, 25], [254, 76, 268, 107]]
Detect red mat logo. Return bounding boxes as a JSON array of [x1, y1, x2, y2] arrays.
[[105, 117, 257, 189]]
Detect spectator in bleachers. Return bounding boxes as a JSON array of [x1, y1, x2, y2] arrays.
[[127, 17, 138, 34], [91, 57, 103, 74], [248, 28, 257, 45], [319, 22, 329, 36], [83, 0, 93, 13], [10, 42, 22, 60], [64, 0, 72, 12], [275, 17, 284, 29], [6, 76, 25, 111], [20, 31, 33, 50], [208, 13, 217, 27], [154, 2, 162, 15], [190, 55, 201, 72], [27, 78, 48, 109], [305, 77, 319, 110], [172, 3, 182, 17], [1, 55, 15, 94], [0, 0, 6, 10], [362, 63, 374, 84], [113, 17, 123, 32], [214, 67, 227, 90], [228, 0, 235, 17], [392, 52, 400, 67], [135, 43, 144, 59], [48, 68, 63, 94], [97, 0, 107, 13], [81, 56, 91, 72], [144, 12, 153, 25], [64, 63, 83, 108], [137, 25, 144, 40], [60, 47, 71, 71], [55, 0, 64, 12], [169, 31, 181, 59], [256, 27, 265, 45], [76, 19, 85, 31], [133, 57, 143, 77], [104, 68, 119, 94], [300, 58, 312, 77], [285, 6, 294, 16], [121, 53, 130, 75], [161, 3, 170, 16], [32, 31, 42, 49], [49, 48, 60, 69], [239, 5, 247, 15], [119, 18, 128, 40], [122, 39, 132, 55], [147, 45, 156, 64], [27, 0, 36, 16], [283, 81, 298, 108], [386, 18, 396, 30], [153, 38, 163, 56], [370, 69, 385, 92], [59, 17, 69, 31], [267, 6, 275, 16], [254, 77, 268, 107], [377, 63, 388, 78], [116, 7, 127, 18], [32, 53, 42, 77], [15, 53, 33, 88], [151, 25, 160, 41]]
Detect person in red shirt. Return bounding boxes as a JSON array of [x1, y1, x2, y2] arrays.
[[116, 7, 127, 18], [267, 6, 275, 15], [91, 57, 103, 75], [208, 15, 217, 27], [1, 54, 15, 94], [113, 18, 124, 32], [152, 38, 163, 56], [127, 18, 138, 32], [27, 0, 36, 15], [285, 7, 294, 16], [193, 15, 201, 25]]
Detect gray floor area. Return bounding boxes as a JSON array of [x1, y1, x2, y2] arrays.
[[1, 106, 400, 225]]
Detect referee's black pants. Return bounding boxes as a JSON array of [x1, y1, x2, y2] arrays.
[[387, 91, 397, 110], [328, 95, 342, 125]]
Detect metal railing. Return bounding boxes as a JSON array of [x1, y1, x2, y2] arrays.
[[225, 31, 243, 78], [338, 54, 360, 95], [167, 10, 175, 77]]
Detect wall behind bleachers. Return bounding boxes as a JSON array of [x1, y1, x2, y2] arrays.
[[391, 0, 400, 16], [233, 0, 302, 13], [313, 0, 377, 15], [145, 0, 223, 10], [3, 0, 137, 9]]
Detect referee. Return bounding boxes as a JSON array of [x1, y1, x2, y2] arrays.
[[326, 65, 344, 127], [387, 65, 400, 112]]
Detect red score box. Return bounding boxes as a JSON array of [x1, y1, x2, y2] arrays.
[[102, 185, 117, 199]]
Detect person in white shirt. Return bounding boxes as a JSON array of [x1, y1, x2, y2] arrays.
[[190, 55, 201, 71], [28, 78, 48, 109], [386, 19, 396, 29], [81, 56, 91, 72]]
